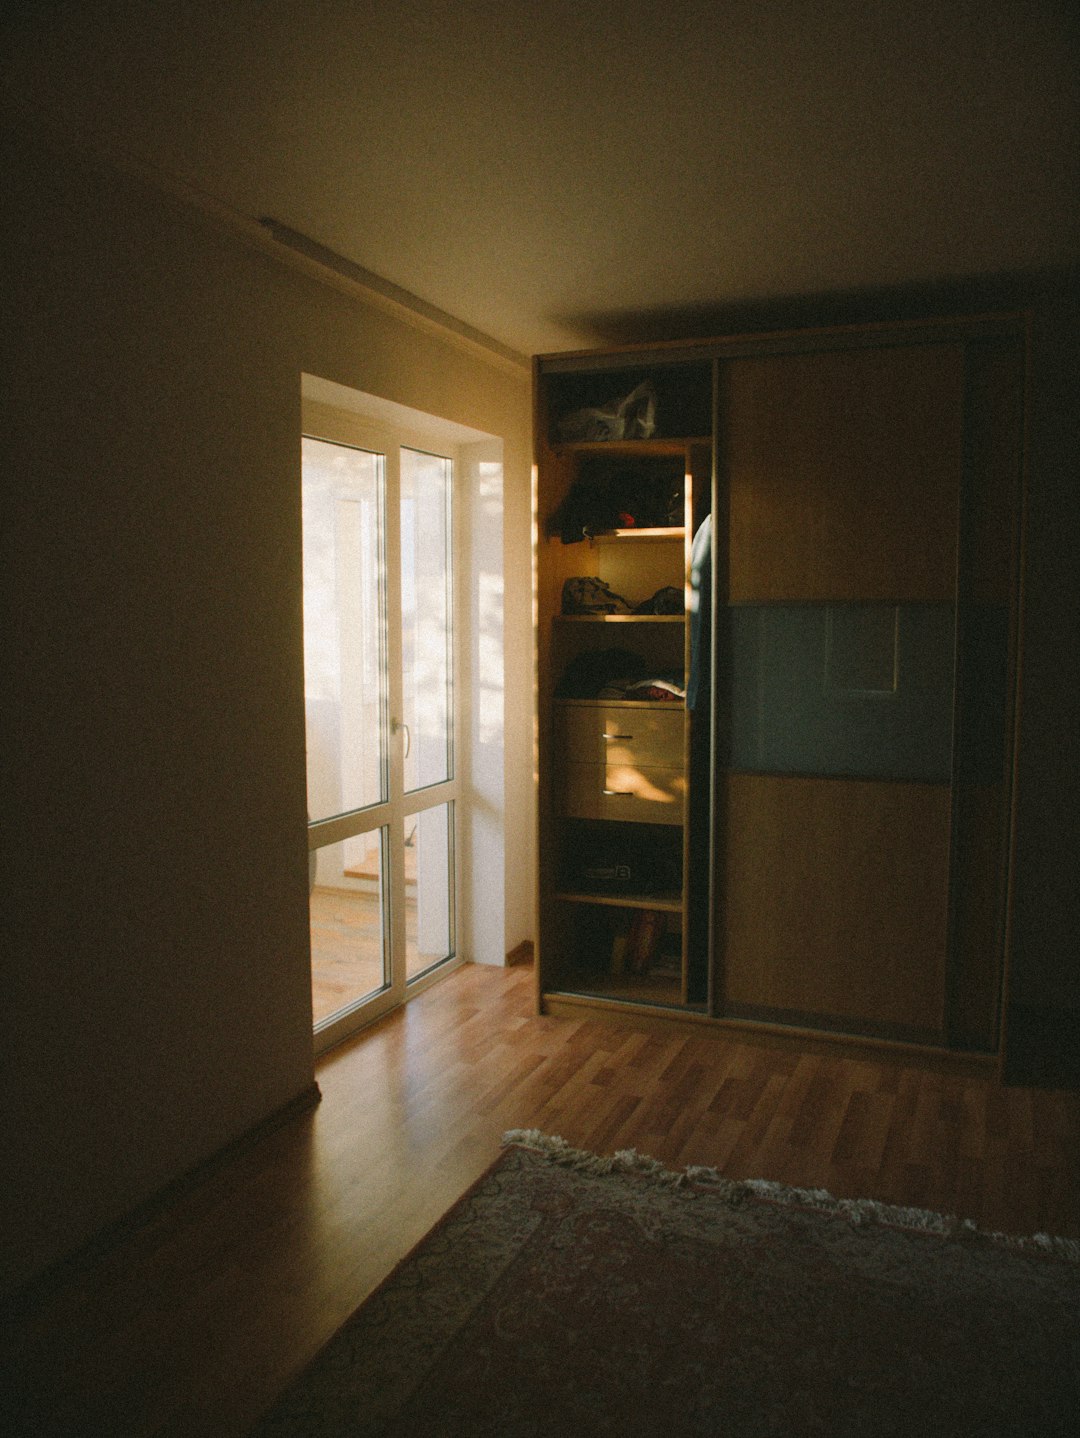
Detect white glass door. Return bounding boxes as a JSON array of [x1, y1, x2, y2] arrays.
[[302, 431, 458, 1051], [399, 447, 456, 982]]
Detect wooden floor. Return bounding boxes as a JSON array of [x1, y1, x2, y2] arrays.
[[6, 961, 1079, 1437], [309, 885, 385, 1022], [309, 885, 434, 1024]]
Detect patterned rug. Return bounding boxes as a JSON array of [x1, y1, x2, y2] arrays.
[[257, 1131, 1080, 1437]]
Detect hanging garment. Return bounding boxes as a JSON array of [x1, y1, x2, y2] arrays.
[[687, 514, 712, 712]]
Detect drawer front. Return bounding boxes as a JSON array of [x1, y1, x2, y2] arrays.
[[560, 761, 686, 826], [557, 705, 685, 767]]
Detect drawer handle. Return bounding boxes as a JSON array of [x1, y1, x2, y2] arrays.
[[602, 789, 635, 797], [602, 732, 633, 741]]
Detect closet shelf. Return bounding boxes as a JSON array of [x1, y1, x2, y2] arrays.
[[555, 890, 683, 913], [548, 438, 709, 458], [554, 613, 684, 624], [553, 697, 686, 710], [588, 526, 685, 541]]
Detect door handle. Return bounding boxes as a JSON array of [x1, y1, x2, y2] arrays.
[[391, 718, 412, 758]]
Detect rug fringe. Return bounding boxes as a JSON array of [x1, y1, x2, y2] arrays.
[[500, 1129, 1080, 1263]]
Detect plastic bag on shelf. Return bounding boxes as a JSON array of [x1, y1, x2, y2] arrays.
[[554, 381, 658, 443]]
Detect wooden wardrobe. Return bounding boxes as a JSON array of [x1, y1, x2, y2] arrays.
[[533, 315, 1027, 1066]]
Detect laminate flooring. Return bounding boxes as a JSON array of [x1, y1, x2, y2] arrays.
[[6, 961, 1079, 1437], [309, 885, 433, 1024], [309, 885, 385, 1023]]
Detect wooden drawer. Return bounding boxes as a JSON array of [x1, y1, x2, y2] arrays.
[[559, 761, 686, 826], [557, 704, 685, 767]]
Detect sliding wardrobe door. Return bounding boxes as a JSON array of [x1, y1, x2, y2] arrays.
[[714, 342, 964, 1044]]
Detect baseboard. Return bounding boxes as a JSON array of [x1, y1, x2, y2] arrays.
[[506, 940, 534, 966], [2, 1080, 322, 1318]]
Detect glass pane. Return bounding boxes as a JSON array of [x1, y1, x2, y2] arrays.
[[302, 436, 386, 822], [723, 602, 955, 781], [309, 828, 389, 1024], [405, 804, 454, 982], [400, 448, 452, 792]]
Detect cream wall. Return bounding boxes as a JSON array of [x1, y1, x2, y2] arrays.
[[0, 120, 534, 1295]]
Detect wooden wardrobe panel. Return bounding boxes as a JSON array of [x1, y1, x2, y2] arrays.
[[723, 344, 965, 603], [948, 781, 1008, 1050], [718, 774, 950, 1040], [963, 337, 1026, 605], [942, 338, 1024, 1049]]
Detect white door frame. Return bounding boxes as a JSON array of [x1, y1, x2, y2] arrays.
[[303, 415, 464, 1054]]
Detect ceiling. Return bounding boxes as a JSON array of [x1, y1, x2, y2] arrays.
[[3, 1, 1078, 359]]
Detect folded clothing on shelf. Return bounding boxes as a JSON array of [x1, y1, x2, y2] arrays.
[[597, 675, 686, 702], [555, 648, 685, 701], [562, 578, 685, 618], [634, 585, 684, 615]]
